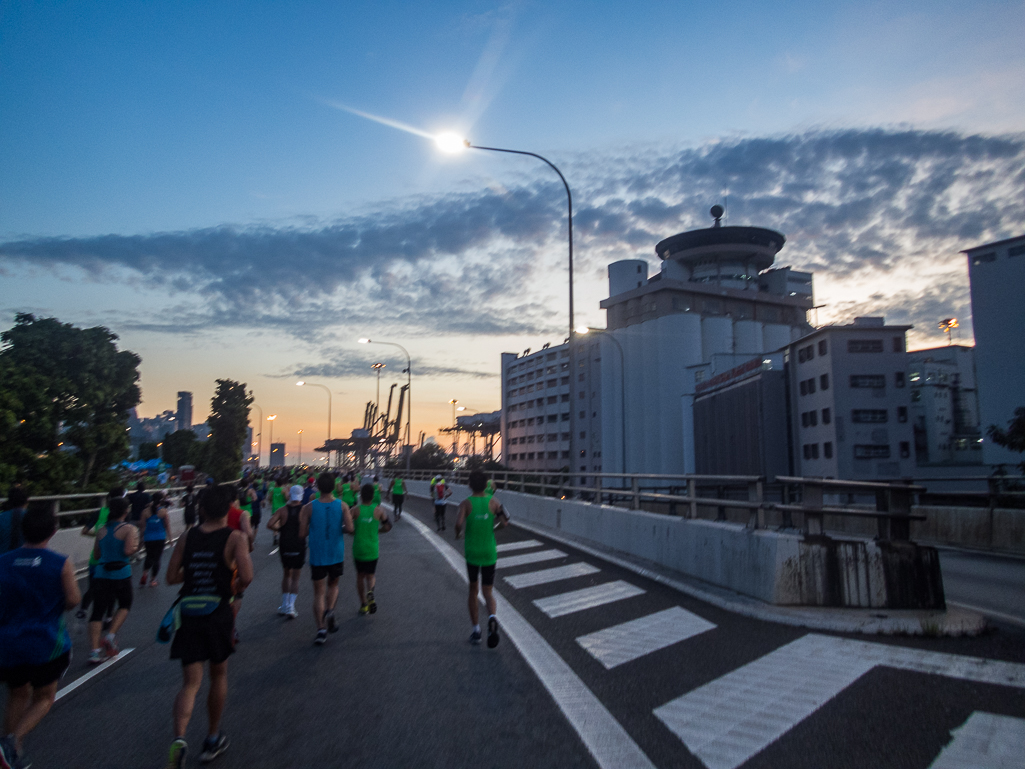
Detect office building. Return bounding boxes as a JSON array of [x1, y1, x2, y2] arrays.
[[176, 391, 193, 432], [964, 234, 1025, 466], [906, 345, 982, 466], [270, 442, 285, 467], [501, 346, 575, 471]]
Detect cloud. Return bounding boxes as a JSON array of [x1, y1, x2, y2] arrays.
[[3, 128, 1024, 351]]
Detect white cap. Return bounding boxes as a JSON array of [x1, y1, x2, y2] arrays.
[[289, 485, 304, 502]]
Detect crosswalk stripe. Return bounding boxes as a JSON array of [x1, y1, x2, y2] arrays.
[[654, 633, 1025, 769], [496, 539, 544, 553], [577, 607, 717, 669], [501, 549, 567, 568], [929, 711, 1025, 768], [505, 562, 600, 589], [534, 580, 645, 618]]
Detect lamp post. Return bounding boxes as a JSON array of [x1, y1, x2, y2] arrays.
[[295, 381, 332, 439], [371, 363, 386, 412], [298, 430, 303, 465], [252, 402, 263, 466], [449, 399, 459, 457], [577, 326, 626, 476], [359, 338, 412, 471], [267, 415, 277, 466]]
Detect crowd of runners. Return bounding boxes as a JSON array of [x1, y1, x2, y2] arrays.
[[0, 466, 507, 769]]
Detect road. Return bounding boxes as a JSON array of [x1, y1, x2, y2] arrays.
[[939, 547, 1025, 628], [4, 495, 1024, 769]]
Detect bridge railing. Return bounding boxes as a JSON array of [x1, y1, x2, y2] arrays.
[[387, 469, 929, 542]]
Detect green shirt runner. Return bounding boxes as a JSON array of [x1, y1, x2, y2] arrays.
[[463, 496, 497, 567], [352, 503, 380, 562], [390, 478, 405, 495]]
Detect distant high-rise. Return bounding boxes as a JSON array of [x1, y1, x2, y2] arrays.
[[176, 391, 193, 432], [270, 442, 285, 467]]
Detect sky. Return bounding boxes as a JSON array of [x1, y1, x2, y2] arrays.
[[2, 0, 1024, 460]]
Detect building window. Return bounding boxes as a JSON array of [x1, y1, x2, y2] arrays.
[[561, 432, 570, 441], [848, 340, 884, 353], [561, 451, 569, 459], [801, 412, 809, 428], [561, 394, 570, 402], [548, 451, 558, 459], [822, 408, 831, 424], [548, 433, 558, 442], [527, 436, 535, 444], [820, 373, 830, 390], [807, 378, 816, 394], [811, 443, 819, 459], [971, 251, 996, 264], [561, 413, 569, 421], [579, 450, 586, 457], [527, 452, 535, 460], [897, 406, 907, 423], [579, 391, 585, 399], [852, 409, 888, 423], [824, 442, 833, 459], [579, 410, 585, 419], [579, 373, 585, 382], [560, 376, 569, 385], [809, 410, 818, 426], [547, 414, 558, 423], [818, 340, 828, 356], [893, 337, 905, 353], [911, 390, 922, 402], [799, 380, 808, 396], [850, 375, 886, 388], [548, 379, 557, 387], [854, 444, 891, 459], [579, 431, 586, 439], [547, 396, 557, 405], [895, 372, 905, 388], [1009, 244, 1025, 257], [899, 441, 910, 458]]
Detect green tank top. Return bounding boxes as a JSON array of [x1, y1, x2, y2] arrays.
[[391, 478, 405, 495], [88, 507, 111, 566], [485, 480, 496, 500], [464, 496, 497, 567], [271, 487, 286, 510], [341, 485, 356, 507], [352, 503, 379, 562]]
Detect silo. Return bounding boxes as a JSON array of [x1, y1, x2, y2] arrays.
[[762, 323, 792, 353], [608, 260, 648, 297], [733, 320, 764, 355], [657, 313, 701, 473], [702, 316, 733, 360]]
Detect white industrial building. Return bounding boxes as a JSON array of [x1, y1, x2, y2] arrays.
[[906, 345, 982, 466], [964, 234, 1025, 467]]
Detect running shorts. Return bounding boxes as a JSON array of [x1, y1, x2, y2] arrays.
[[0, 652, 71, 690], [354, 558, 378, 575], [311, 562, 344, 581], [170, 603, 235, 665], [91, 577, 133, 621], [279, 549, 306, 570], [466, 563, 496, 586]]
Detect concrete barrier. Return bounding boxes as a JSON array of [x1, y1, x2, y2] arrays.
[[405, 480, 944, 609]]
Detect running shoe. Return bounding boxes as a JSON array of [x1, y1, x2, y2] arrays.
[[0, 734, 17, 769], [166, 738, 187, 769], [367, 589, 377, 614], [139, 572, 149, 587], [198, 733, 229, 763], [314, 629, 328, 645], [102, 636, 119, 659], [286, 607, 298, 619], [469, 629, 482, 645], [150, 579, 159, 587], [358, 603, 370, 616], [88, 649, 105, 665], [487, 617, 500, 648], [277, 603, 288, 616], [325, 610, 338, 633]]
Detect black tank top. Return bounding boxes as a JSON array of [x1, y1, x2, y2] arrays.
[[182, 526, 234, 600], [279, 504, 305, 554]]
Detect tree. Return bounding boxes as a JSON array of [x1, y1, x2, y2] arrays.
[[988, 407, 1025, 472], [204, 380, 252, 483], [0, 314, 141, 493], [161, 429, 198, 469], [409, 442, 453, 471], [138, 442, 160, 462]]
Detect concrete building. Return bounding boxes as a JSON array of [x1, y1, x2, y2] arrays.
[[906, 345, 982, 466], [176, 391, 193, 432], [787, 317, 915, 480], [964, 234, 1025, 466], [501, 346, 574, 471], [269, 442, 285, 467]]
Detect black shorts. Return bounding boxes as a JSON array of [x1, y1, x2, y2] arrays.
[[0, 652, 71, 690], [354, 558, 378, 575], [91, 577, 133, 621], [392, 494, 405, 504], [311, 562, 344, 581], [279, 549, 306, 570], [170, 603, 235, 666], [467, 563, 496, 586]]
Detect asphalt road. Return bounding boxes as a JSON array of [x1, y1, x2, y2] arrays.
[[4, 496, 1024, 769], [938, 547, 1025, 627]]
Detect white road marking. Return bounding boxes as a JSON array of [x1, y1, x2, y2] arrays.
[[500, 549, 567, 568], [505, 562, 601, 589], [400, 508, 656, 769], [496, 539, 544, 553], [577, 607, 717, 669], [654, 633, 1025, 769], [534, 581, 645, 618], [947, 600, 1025, 629], [55, 648, 135, 701], [929, 711, 1025, 768]]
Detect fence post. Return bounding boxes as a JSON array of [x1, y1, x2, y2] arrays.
[[631, 476, 640, 510], [802, 481, 824, 536], [594, 473, 602, 505], [687, 478, 697, 519], [716, 485, 726, 521], [748, 480, 764, 529]]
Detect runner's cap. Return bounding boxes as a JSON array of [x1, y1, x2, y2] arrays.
[[289, 485, 304, 502]]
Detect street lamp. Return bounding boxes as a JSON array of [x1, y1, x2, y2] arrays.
[[267, 415, 277, 466], [371, 363, 386, 412], [298, 430, 303, 465], [252, 402, 263, 466], [449, 399, 459, 457], [295, 381, 332, 439], [359, 338, 412, 471], [576, 326, 626, 476]]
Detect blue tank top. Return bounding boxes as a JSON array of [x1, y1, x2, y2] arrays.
[[0, 547, 72, 666], [144, 511, 167, 541], [308, 499, 345, 567], [96, 522, 132, 580]]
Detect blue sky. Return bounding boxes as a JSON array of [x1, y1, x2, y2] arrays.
[[2, 0, 1024, 457]]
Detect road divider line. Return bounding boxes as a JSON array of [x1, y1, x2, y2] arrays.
[[398, 507, 657, 769], [56, 648, 135, 701]]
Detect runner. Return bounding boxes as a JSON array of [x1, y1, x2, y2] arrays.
[[0, 485, 28, 555], [352, 483, 392, 616], [267, 485, 306, 619], [0, 507, 80, 769], [372, 476, 382, 506], [182, 483, 198, 530], [340, 474, 357, 511], [432, 475, 452, 532], [165, 485, 253, 768], [140, 490, 171, 587], [389, 475, 406, 520], [128, 480, 152, 527], [301, 476, 317, 505], [88, 496, 139, 664], [268, 479, 287, 554], [78, 486, 122, 619], [299, 473, 353, 644], [454, 470, 509, 648]]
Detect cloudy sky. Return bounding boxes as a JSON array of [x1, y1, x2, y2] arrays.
[[2, 0, 1024, 458]]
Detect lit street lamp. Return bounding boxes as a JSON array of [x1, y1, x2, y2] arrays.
[[359, 338, 412, 471], [298, 429, 303, 465], [267, 415, 277, 465], [371, 363, 386, 411], [295, 381, 332, 439], [252, 402, 263, 465]]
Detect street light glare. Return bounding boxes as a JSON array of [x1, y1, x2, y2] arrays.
[[435, 132, 468, 153], [296, 380, 305, 386], [575, 325, 591, 335], [358, 338, 370, 344]]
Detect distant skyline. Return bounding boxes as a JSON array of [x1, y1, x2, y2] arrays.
[[2, 1, 1024, 456]]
